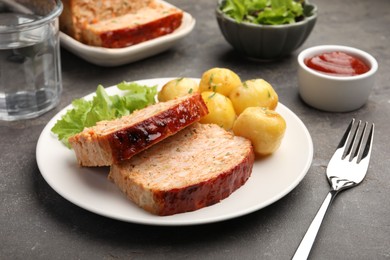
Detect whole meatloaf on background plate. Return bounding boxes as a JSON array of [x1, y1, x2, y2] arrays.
[[60, 0, 184, 48]]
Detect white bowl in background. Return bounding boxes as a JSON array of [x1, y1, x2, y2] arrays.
[[297, 45, 378, 112]]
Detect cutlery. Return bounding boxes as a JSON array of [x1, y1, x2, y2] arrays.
[[292, 119, 375, 260]]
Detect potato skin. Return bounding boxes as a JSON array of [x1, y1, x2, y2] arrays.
[[158, 78, 199, 102], [229, 79, 278, 115], [199, 68, 241, 96], [200, 91, 236, 130], [233, 107, 286, 156]]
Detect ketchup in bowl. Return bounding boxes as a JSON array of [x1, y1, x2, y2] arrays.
[[304, 51, 370, 76]]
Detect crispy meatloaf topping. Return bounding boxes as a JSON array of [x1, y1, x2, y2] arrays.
[[69, 93, 208, 166], [60, 0, 183, 48]]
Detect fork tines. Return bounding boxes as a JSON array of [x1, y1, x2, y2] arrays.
[[339, 119, 375, 163]]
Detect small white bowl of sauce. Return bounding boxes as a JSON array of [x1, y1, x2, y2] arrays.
[[297, 45, 378, 112]]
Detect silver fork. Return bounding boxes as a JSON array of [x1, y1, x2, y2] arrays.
[[292, 119, 375, 260]]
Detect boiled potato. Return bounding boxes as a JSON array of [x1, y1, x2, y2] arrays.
[[233, 107, 286, 156], [200, 91, 236, 130], [229, 79, 278, 115], [158, 78, 199, 102], [199, 68, 241, 96]]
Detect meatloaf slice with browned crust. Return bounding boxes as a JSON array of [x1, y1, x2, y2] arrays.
[[60, 0, 153, 42], [60, 0, 183, 48], [68, 93, 208, 167], [82, 2, 183, 48], [109, 123, 255, 216]]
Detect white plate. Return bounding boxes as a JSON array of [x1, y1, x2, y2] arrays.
[[59, 2, 195, 67], [36, 78, 313, 226]]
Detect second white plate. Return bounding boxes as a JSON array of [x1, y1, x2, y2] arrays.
[[60, 7, 195, 67], [36, 78, 313, 226]]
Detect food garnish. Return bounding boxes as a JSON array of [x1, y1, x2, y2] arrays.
[[51, 81, 157, 147], [220, 0, 310, 25]]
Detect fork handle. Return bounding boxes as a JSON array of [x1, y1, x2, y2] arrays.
[[292, 190, 338, 260]]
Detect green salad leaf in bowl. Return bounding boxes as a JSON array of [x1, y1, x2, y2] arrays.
[[221, 0, 311, 25], [216, 0, 317, 59]]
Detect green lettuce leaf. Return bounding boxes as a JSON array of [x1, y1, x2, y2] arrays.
[[51, 81, 157, 147]]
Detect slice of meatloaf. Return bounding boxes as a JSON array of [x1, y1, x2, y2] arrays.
[[68, 93, 208, 167], [60, 0, 152, 42], [82, 2, 183, 48], [109, 123, 255, 216]]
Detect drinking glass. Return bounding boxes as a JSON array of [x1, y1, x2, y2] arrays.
[[0, 0, 63, 121]]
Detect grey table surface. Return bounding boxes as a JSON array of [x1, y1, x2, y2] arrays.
[[1, 0, 389, 259]]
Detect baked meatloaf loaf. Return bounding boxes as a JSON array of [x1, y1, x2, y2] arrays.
[[60, 0, 183, 48], [60, 0, 152, 42], [109, 123, 255, 216], [68, 93, 208, 167]]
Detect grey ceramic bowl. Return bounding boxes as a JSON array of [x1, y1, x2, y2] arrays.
[[216, 0, 318, 60]]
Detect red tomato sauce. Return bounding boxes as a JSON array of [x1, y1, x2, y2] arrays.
[[304, 51, 370, 76]]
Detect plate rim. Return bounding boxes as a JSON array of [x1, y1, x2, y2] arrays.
[[36, 78, 313, 226]]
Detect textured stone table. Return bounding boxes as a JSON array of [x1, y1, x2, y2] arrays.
[[1, 0, 389, 259]]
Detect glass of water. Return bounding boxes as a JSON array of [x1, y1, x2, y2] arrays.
[[0, 0, 63, 121]]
